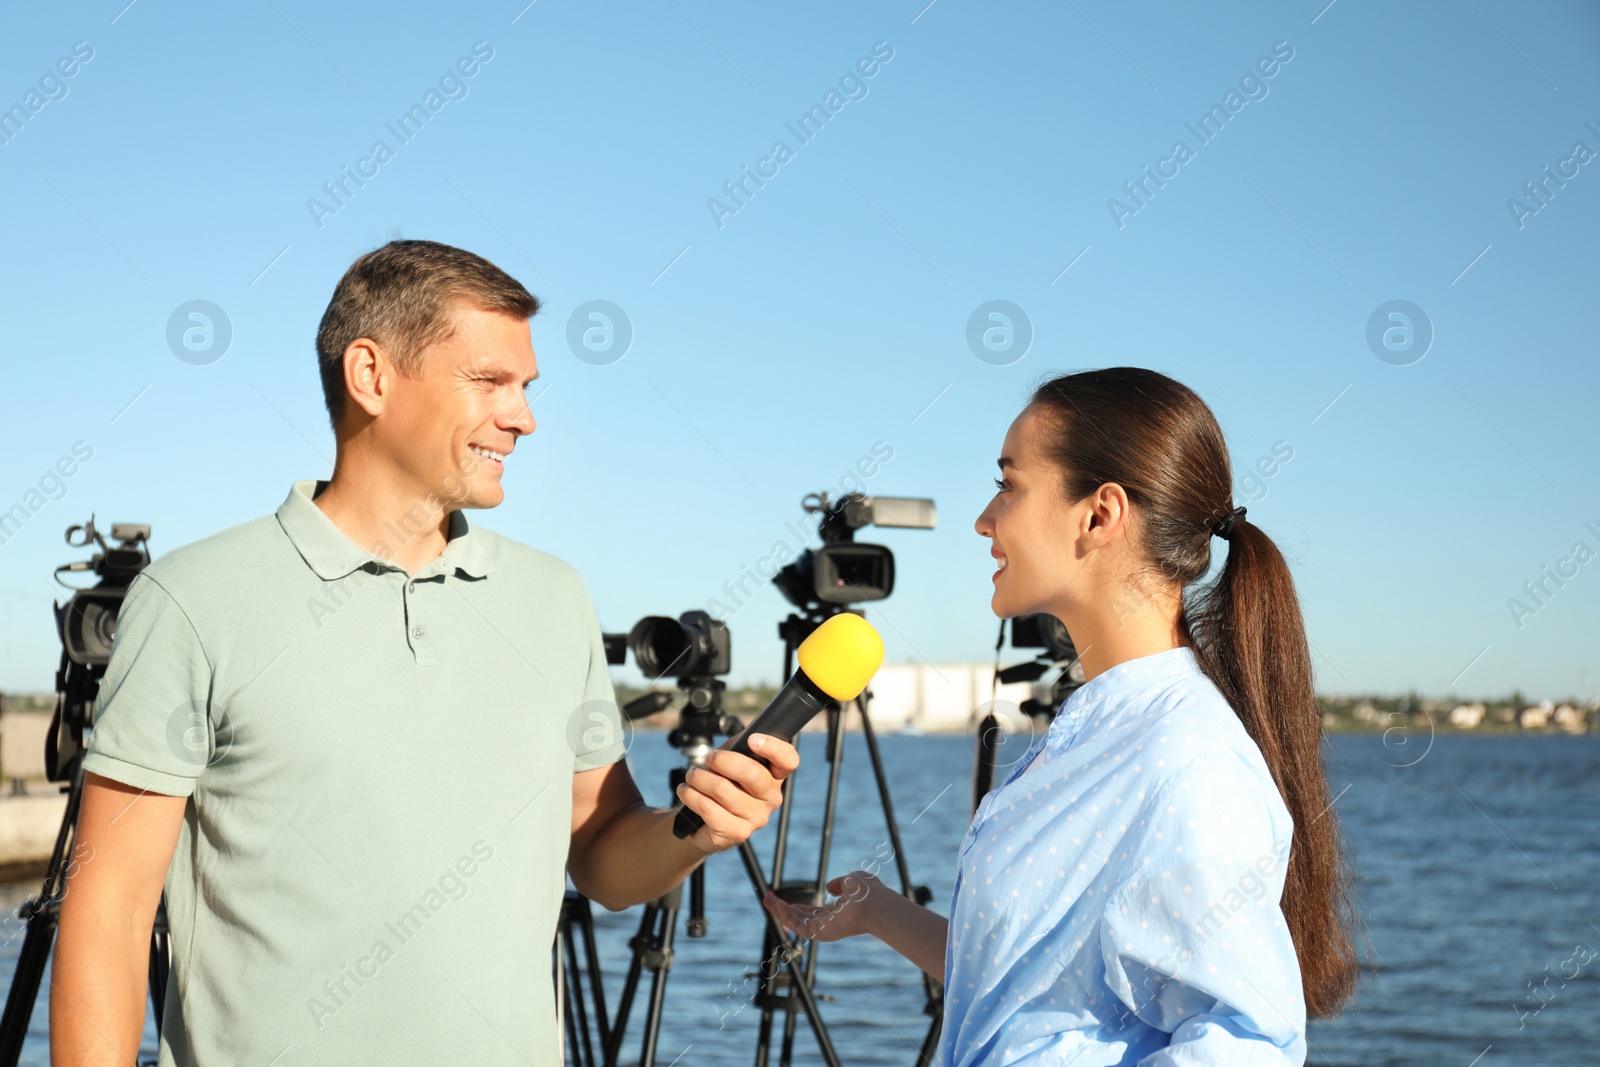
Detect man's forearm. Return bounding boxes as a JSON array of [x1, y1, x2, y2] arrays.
[[572, 801, 712, 910], [868, 888, 949, 980], [51, 908, 151, 1065]]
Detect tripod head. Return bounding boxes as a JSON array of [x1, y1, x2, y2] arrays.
[[665, 674, 743, 765], [996, 613, 1086, 723]]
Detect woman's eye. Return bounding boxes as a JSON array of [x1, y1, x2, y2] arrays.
[[993, 478, 1010, 491]]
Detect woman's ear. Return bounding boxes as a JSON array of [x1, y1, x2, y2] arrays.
[[1082, 482, 1132, 545]]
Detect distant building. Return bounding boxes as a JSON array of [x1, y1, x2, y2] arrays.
[[868, 663, 1035, 733], [1519, 705, 1551, 730], [1552, 704, 1586, 734], [1447, 703, 1486, 729]]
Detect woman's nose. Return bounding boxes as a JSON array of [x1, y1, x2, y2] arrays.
[[975, 500, 996, 537]]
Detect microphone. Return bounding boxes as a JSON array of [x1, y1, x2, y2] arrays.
[[672, 612, 884, 840]]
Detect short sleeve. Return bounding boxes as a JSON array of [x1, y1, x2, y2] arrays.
[[1098, 754, 1307, 1064], [82, 572, 215, 797], [568, 579, 627, 774]]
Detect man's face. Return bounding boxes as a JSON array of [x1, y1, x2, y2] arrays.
[[377, 305, 538, 510]]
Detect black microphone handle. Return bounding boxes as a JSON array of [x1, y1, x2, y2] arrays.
[[672, 669, 832, 840]]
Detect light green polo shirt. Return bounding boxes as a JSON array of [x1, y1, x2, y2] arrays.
[[83, 478, 627, 1066]]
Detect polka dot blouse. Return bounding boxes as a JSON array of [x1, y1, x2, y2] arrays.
[[934, 646, 1308, 1066]]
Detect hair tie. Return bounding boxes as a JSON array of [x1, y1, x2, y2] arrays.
[[1211, 505, 1246, 541]]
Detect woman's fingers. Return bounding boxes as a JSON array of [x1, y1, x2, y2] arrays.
[[761, 893, 790, 931], [762, 892, 809, 930], [765, 870, 886, 942], [827, 870, 878, 899], [763, 891, 851, 940]]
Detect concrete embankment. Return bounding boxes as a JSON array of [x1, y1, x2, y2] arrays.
[[0, 792, 66, 883], [0, 711, 68, 882]]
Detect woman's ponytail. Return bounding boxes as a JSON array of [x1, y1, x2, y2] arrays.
[[1187, 517, 1361, 1018]]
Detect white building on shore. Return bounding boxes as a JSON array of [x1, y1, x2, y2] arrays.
[[862, 662, 1038, 733]]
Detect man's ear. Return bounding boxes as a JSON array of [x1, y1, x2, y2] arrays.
[[343, 338, 391, 420]]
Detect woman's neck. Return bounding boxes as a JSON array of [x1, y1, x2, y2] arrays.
[[1052, 578, 1187, 683]]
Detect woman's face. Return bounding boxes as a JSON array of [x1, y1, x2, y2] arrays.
[[974, 405, 1087, 619]]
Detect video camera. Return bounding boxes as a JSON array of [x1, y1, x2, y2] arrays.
[[773, 492, 935, 610]]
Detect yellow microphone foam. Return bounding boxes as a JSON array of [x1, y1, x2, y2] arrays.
[[796, 613, 885, 701]]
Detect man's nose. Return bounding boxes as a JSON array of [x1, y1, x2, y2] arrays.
[[505, 400, 536, 436]]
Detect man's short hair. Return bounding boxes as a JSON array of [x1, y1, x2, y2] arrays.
[[316, 239, 539, 429]]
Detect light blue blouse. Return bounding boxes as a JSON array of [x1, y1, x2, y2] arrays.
[[936, 646, 1307, 1066]]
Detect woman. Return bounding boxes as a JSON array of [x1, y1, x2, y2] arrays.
[[764, 368, 1360, 1065]]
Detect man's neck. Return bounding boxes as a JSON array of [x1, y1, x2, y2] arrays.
[[312, 471, 452, 578]]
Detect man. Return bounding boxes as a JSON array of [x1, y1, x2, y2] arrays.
[[51, 239, 800, 1066]]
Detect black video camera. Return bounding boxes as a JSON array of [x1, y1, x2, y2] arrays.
[[773, 492, 935, 610], [48, 517, 152, 781]]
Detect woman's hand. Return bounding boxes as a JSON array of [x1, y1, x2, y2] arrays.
[[762, 870, 887, 943]]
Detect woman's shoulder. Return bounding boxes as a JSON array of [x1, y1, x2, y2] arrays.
[[1116, 658, 1291, 834]]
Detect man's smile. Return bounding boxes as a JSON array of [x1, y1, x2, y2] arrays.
[[468, 442, 509, 467]]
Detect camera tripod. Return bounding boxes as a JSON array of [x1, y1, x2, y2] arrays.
[[0, 518, 170, 1066], [0, 647, 171, 1066], [556, 609, 943, 1067]]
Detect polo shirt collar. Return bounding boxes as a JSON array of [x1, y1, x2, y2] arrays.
[[276, 479, 495, 581]]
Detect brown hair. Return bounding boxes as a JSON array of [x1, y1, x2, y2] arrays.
[[315, 239, 539, 429], [1029, 366, 1361, 1019]]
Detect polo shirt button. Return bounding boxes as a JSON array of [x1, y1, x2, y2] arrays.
[[412, 626, 424, 639]]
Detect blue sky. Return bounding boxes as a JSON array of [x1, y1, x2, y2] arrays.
[[1, 0, 1596, 701]]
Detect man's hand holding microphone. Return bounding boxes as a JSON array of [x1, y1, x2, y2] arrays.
[[671, 729, 800, 855]]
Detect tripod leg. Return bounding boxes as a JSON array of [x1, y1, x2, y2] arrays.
[[603, 872, 691, 1067], [634, 879, 684, 1067], [918, 1000, 944, 1067], [554, 914, 574, 1067], [733, 842, 841, 1067], [579, 900, 611, 1051], [148, 896, 170, 1046], [602, 901, 657, 1067], [557, 896, 595, 1067], [0, 917, 58, 1065], [856, 692, 946, 1063], [0, 762, 88, 1066], [763, 701, 844, 1067], [602, 758, 696, 1067]]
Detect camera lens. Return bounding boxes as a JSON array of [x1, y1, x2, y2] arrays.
[[629, 616, 694, 678], [628, 612, 729, 679], [63, 591, 123, 666]]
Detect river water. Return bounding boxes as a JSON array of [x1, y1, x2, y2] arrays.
[[2, 732, 1595, 1065]]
